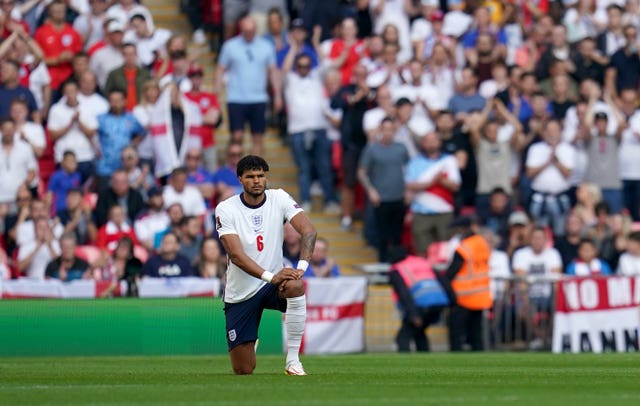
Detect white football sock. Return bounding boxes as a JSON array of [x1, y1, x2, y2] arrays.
[[285, 294, 306, 365]]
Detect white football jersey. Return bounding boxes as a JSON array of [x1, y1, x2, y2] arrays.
[[216, 189, 303, 303]]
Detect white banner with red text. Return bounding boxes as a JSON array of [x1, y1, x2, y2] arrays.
[[0, 277, 220, 299], [552, 276, 640, 353], [283, 276, 368, 355]]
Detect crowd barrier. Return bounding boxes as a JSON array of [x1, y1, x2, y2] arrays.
[[356, 264, 640, 353]]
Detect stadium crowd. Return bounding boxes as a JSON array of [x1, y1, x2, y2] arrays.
[[1, 0, 640, 310]]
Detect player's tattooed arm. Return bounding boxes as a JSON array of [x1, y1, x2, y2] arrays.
[[290, 212, 317, 262]]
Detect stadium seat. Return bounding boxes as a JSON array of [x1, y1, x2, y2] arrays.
[[75, 245, 103, 265]]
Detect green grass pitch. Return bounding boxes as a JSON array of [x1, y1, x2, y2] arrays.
[[1, 353, 639, 405]]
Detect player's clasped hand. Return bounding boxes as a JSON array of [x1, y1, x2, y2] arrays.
[[271, 268, 304, 285]]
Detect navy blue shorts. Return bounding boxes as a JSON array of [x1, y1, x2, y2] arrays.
[[227, 102, 267, 134], [224, 283, 287, 351]]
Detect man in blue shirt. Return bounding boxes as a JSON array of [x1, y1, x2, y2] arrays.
[[0, 60, 39, 121], [143, 231, 195, 278], [95, 89, 145, 191], [215, 16, 281, 157]]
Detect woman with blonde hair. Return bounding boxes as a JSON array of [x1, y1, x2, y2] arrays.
[[573, 182, 602, 227]]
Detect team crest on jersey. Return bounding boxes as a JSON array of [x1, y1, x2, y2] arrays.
[[228, 329, 237, 342], [251, 214, 263, 228], [62, 34, 72, 47]]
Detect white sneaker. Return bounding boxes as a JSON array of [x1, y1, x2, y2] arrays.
[[323, 202, 341, 215], [192, 29, 206, 45], [310, 181, 322, 197], [340, 216, 353, 231], [285, 360, 307, 376]]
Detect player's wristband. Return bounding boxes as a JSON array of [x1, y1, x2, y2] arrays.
[[261, 271, 274, 283], [297, 260, 309, 272]]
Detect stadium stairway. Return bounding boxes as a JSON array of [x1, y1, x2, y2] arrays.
[[143, 2, 448, 352]]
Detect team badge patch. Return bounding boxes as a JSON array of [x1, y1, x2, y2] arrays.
[[228, 329, 237, 342], [251, 214, 263, 228]]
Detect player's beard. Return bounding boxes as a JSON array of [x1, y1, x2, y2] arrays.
[[245, 182, 267, 199]]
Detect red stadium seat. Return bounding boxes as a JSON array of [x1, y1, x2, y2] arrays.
[[75, 245, 103, 265]]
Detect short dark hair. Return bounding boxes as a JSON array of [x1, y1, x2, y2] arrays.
[[237, 155, 269, 177], [578, 237, 596, 249], [595, 201, 610, 215], [490, 187, 508, 196], [62, 150, 76, 159], [171, 167, 187, 177]]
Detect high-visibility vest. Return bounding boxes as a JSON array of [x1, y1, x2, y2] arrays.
[[452, 234, 493, 310], [391, 256, 449, 309]]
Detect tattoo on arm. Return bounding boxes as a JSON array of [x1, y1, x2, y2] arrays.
[[299, 232, 317, 262]]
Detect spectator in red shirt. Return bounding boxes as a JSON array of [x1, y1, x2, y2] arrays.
[[328, 17, 367, 86], [96, 204, 137, 253], [0, 0, 31, 39], [184, 63, 220, 172], [34, 0, 83, 94]]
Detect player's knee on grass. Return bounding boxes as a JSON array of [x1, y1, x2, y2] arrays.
[[230, 342, 256, 375]]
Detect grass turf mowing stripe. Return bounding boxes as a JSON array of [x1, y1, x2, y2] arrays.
[[0, 353, 639, 405]]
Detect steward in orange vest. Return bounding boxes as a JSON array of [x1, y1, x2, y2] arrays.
[[388, 246, 449, 352], [441, 216, 492, 351]]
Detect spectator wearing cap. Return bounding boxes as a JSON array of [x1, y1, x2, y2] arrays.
[[95, 89, 145, 185], [277, 18, 319, 69], [34, 0, 83, 93], [46, 150, 81, 213], [163, 167, 206, 217], [134, 186, 169, 252], [215, 15, 281, 157], [0, 59, 39, 121], [73, 0, 109, 51], [104, 43, 151, 112], [505, 210, 530, 257], [56, 187, 96, 246], [158, 49, 192, 94], [184, 63, 221, 172], [95, 169, 145, 228], [47, 81, 98, 183], [89, 19, 125, 91], [283, 45, 339, 214], [123, 13, 171, 69], [583, 108, 625, 213]]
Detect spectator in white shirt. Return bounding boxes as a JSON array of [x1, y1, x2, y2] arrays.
[[124, 13, 171, 69], [0, 118, 37, 205], [526, 119, 576, 237], [73, 0, 108, 51], [17, 217, 61, 279], [618, 231, 640, 275], [283, 49, 339, 213], [10, 98, 45, 159], [163, 167, 206, 217], [89, 19, 125, 90], [47, 80, 98, 183], [134, 186, 169, 252]]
